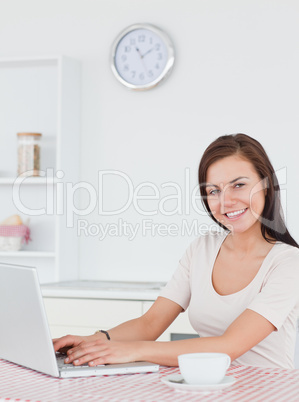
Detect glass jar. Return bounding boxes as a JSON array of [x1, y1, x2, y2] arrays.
[[17, 133, 42, 177]]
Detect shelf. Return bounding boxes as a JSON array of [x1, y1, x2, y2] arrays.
[[0, 56, 60, 67], [0, 251, 56, 258], [0, 177, 57, 185], [0, 55, 81, 283]]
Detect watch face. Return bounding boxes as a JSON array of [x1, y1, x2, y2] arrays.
[[111, 24, 174, 90]]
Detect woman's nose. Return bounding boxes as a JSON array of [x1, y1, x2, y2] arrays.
[[219, 188, 236, 214]]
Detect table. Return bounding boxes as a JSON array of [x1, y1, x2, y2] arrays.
[[0, 359, 299, 402]]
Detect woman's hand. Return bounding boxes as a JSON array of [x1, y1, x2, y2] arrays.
[[53, 334, 140, 366], [51, 298, 183, 367], [53, 334, 98, 355]]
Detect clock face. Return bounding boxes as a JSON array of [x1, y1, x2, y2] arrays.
[[111, 24, 175, 90]]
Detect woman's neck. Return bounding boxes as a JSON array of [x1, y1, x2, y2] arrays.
[[224, 224, 272, 256]]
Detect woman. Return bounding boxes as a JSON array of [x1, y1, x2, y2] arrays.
[[54, 133, 299, 369]]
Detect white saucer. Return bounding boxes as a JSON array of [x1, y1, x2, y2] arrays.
[[161, 374, 236, 393]]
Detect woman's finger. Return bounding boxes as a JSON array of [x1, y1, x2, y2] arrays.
[[73, 350, 110, 366], [53, 335, 76, 349], [88, 355, 111, 366], [65, 342, 109, 364], [67, 338, 108, 355]]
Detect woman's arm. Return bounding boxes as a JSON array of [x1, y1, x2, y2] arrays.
[[105, 296, 183, 341], [53, 297, 182, 353], [138, 308, 276, 366], [58, 308, 275, 367]]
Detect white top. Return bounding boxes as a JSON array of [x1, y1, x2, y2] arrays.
[[160, 232, 299, 369]]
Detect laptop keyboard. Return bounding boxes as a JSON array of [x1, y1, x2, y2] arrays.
[[56, 354, 90, 369], [56, 354, 104, 369]]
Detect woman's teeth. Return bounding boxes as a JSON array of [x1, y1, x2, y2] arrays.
[[225, 208, 246, 218]]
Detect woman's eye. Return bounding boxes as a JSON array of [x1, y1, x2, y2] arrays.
[[235, 183, 245, 189], [209, 189, 220, 195]]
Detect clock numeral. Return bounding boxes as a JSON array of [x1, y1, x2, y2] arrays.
[[124, 64, 129, 72], [131, 71, 136, 78], [149, 37, 153, 45], [138, 35, 145, 42], [155, 63, 160, 69], [139, 73, 145, 80], [124, 46, 131, 53], [130, 38, 136, 45], [155, 43, 161, 51], [157, 53, 163, 60], [148, 70, 153, 77], [121, 55, 127, 62]]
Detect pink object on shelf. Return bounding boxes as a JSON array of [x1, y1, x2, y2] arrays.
[[0, 225, 31, 251], [0, 224, 31, 243]]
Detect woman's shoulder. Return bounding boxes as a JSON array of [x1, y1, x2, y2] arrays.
[[271, 241, 299, 263], [260, 242, 299, 289], [263, 242, 299, 280]]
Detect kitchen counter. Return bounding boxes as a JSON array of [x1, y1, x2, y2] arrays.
[[41, 280, 166, 301]]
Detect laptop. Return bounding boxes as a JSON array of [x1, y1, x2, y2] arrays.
[[0, 263, 159, 378]]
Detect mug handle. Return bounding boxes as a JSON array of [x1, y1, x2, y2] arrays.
[[225, 355, 231, 369]]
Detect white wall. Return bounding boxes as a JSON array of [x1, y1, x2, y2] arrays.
[[1, 0, 299, 282]]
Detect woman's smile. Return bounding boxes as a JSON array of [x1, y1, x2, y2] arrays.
[[224, 208, 248, 220]]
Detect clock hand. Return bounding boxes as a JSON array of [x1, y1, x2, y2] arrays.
[[135, 47, 148, 74], [135, 47, 143, 58], [141, 47, 154, 58]]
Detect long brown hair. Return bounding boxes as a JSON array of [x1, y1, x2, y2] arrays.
[[198, 133, 299, 248]]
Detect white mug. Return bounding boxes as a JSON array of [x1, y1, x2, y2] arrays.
[[178, 352, 231, 385]]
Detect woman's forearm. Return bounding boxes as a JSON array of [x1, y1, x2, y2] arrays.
[[102, 297, 182, 342], [137, 336, 228, 366], [54, 298, 182, 359], [105, 315, 160, 342]]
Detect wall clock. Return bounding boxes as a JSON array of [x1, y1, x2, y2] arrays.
[[111, 24, 175, 90]]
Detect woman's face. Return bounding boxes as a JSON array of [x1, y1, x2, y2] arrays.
[[205, 155, 266, 235]]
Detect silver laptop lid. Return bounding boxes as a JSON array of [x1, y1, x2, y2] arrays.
[[0, 263, 59, 377]]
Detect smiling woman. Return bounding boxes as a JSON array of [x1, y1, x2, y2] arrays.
[[198, 134, 298, 247], [53, 133, 299, 371]]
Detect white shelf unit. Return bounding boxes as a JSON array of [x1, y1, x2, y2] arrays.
[[0, 177, 56, 185], [0, 251, 56, 258], [0, 56, 81, 283]]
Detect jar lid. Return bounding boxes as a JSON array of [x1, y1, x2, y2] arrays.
[[17, 132, 42, 137]]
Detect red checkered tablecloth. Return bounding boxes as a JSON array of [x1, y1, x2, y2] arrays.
[[0, 359, 299, 402]]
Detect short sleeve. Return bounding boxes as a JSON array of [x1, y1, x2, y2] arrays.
[[247, 247, 299, 330], [159, 239, 198, 311]]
